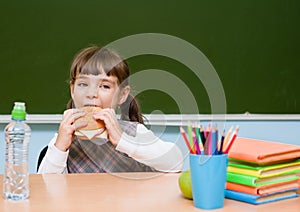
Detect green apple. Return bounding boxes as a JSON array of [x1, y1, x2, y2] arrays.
[[178, 169, 193, 199]]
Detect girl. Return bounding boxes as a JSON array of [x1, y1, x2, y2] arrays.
[[38, 46, 183, 173]]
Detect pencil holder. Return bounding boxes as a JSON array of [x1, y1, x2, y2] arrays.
[[189, 154, 228, 210]]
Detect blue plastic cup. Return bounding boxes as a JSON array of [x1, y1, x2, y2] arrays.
[[189, 154, 228, 210]]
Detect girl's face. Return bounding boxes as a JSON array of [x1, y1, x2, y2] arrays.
[[70, 73, 129, 109]]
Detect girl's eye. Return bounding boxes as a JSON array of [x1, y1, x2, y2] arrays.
[[78, 82, 88, 87], [100, 85, 110, 89]]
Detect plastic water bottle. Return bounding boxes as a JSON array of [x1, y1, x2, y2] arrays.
[[3, 102, 31, 200]]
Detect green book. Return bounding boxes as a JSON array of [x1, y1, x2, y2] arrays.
[[228, 158, 300, 178], [226, 172, 299, 187]]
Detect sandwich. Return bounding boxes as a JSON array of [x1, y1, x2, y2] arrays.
[[74, 106, 107, 140]]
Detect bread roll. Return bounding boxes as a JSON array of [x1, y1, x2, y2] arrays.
[[75, 106, 105, 130]]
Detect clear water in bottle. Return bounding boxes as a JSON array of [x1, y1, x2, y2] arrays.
[[3, 102, 31, 201]]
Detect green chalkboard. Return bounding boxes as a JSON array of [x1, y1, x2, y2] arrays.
[[1, 0, 299, 114]]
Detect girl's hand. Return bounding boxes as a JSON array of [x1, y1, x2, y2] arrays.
[[55, 109, 87, 151], [93, 108, 123, 146]]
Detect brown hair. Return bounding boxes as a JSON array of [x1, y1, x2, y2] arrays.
[[67, 46, 144, 124]]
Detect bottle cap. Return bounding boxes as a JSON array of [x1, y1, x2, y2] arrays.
[[11, 102, 27, 120]]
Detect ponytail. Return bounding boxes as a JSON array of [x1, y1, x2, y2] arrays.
[[66, 99, 76, 109], [120, 94, 144, 124], [66, 99, 73, 109]]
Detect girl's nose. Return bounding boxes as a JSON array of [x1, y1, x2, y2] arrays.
[[87, 86, 98, 98]]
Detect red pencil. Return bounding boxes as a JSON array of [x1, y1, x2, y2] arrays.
[[180, 126, 193, 154], [224, 126, 239, 154]]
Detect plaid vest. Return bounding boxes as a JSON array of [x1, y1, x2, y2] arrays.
[[67, 120, 157, 173]]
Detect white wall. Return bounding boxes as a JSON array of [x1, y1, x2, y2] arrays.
[[0, 119, 299, 174]]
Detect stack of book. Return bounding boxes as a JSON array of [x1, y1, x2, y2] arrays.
[[225, 137, 300, 205]]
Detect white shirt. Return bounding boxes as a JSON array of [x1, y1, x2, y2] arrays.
[[38, 124, 183, 174]]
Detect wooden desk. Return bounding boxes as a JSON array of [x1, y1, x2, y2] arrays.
[[0, 173, 299, 211]]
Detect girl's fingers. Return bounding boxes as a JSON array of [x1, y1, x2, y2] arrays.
[[55, 109, 87, 151], [93, 108, 123, 145], [63, 109, 86, 124], [73, 120, 88, 131], [93, 108, 115, 120]]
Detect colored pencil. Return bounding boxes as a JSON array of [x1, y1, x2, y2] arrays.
[[224, 126, 239, 154], [212, 128, 218, 155], [222, 126, 233, 152], [204, 127, 212, 155], [196, 125, 204, 151], [192, 131, 201, 154], [180, 126, 193, 154], [203, 130, 209, 155], [187, 123, 194, 153], [218, 130, 225, 154], [199, 125, 206, 146]]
